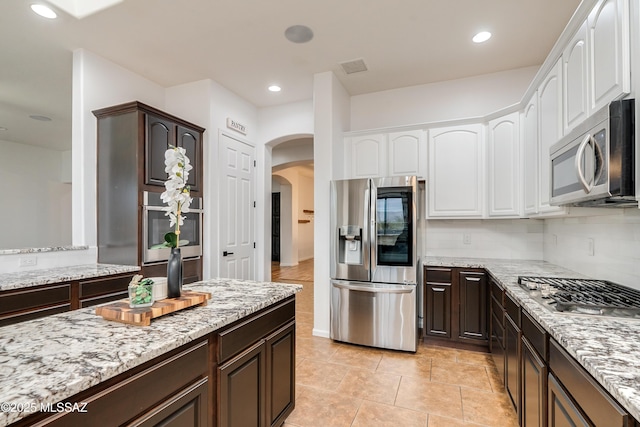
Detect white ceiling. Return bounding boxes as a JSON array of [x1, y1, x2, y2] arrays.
[[1, 0, 582, 151]]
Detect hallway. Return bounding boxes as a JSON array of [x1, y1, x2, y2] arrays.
[[272, 259, 518, 427]]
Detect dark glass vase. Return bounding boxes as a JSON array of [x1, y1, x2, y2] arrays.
[[167, 247, 183, 298]]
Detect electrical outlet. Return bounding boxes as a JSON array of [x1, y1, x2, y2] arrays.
[[463, 233, 471, 245], [19, 257, 37, 267], [587, 238, 594, 256]]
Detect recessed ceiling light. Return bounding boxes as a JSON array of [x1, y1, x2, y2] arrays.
[[473, 31, 492, 43], [31, 4, 57, 19], [268, 85, 282, 92], [29, 114, 52, 121], [284, 25, 314, 44]]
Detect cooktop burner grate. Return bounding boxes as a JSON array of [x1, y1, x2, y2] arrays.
[[517, 276, 640, 317]]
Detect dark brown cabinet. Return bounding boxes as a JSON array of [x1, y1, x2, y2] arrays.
[[505, 294, 521, 419], [93, 101, 205, 281], [424, 266, 488, 347], [548, 373, 589, 427], [489, 277, 506, 383], [459, 271, 487, 340], [425, 272, 452, 338], [217, 297, 296, 427], [219, 341, 267, 427], [17, 339, 209, 427], [521, 310, 548, 427], [0, 272, 135, 326], [145, 115, 202, 194]]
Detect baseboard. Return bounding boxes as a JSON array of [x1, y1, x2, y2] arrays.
[[312, 328, 330, 338], [278, 262, 298, 267]]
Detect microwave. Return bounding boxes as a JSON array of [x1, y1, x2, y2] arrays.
[[550, 99, 635, 207]]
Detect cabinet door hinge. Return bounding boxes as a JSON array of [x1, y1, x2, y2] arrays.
[[253, 201, 256, 208], [253, 242, 256, 249]]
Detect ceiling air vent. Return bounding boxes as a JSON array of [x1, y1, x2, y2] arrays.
[[340, 58, 368, 75]]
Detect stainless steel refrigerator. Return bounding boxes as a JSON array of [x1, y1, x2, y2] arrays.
[[330, 176, 419, 352]]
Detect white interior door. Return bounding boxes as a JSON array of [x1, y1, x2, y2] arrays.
[[219, 133, 255, 279]]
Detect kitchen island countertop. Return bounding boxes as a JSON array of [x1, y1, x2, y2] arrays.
[[0, 278, 302, 426], [0, 264, 141, 292], [424, 256, 640, 423]]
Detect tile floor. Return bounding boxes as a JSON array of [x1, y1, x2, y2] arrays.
[[272, 259, 518, 427]]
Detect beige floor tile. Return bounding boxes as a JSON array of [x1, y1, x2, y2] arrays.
[[296, 359, 350, 391], [328, 343, 384, 371], [296, 336, 342, 361], [427, 414, 482, 427], [376, 350, 432, 379], [296, 321, 314, 337], [352, 400, 428, 427], [285, 386, 361, 427], [395, 376, 463, 419], [456, 349, 495, 367], [417, 344, 458, 361], [487, 365, 506, 393], [335, 368, 401, 405], [431, 359, 493, 391], [296, 311, 313, 324], [461, 387, 519, 426]]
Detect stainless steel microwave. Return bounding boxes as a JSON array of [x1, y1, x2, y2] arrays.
[[550, 99, 635, 207]]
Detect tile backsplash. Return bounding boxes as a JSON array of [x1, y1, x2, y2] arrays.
[[424, 219, 544, 260], [544, 208, 640, 289]]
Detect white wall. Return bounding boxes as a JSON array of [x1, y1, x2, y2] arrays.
[[544, 209, 640, 289], [350, 66, 538, 131], [166, 79, 259, 280], [273, 167, 315, 264], [425, 219, 544, 260], [72, 48, 165, 250], [0, 139, 72, 250], [313, 72, 351, 337]]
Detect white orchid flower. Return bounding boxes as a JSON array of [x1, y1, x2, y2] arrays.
[[160, 146, 193, 247]]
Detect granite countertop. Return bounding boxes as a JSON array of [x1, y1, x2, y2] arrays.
[[0, 264, 141, 292], [0, 246, 89, 256], [0, 278, 302, 426], [424, 256, 640, 423]]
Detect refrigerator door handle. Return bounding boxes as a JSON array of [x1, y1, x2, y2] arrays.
[[332, 281, 415, 294]]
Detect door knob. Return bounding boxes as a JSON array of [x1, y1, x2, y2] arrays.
[[223, 251, 235, 257]]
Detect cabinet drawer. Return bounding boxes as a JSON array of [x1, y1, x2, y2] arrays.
[[491, 296, 504, 323], [505, 293, 520, 326], [80, 291, 129, 308], [79, 274, 133, 299], [490, 279, 504, 305], [0, 284, 70, 315], [425, 267, 451, 284], [549, 339, 629, 427], [0, 303, 70, 327], [40, 339, 209, 427], [491, 311, 505, 348], [521, 309, 547, 360], [219, 298, 295, 363]]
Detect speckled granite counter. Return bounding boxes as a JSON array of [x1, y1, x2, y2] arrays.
[[0, 278, 302, 426], [0, 264, 141, 292], [0, 246, 89, 256], [424, 256, 640, 423]]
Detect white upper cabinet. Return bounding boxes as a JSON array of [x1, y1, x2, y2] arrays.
[[588, 0, 630, 114], [563, 20, 589, 134], [521, 95, 538, 216], [538, 59, 566, 215], [387, 130, 426, 178], [428, 124, 484, 218], [563, 0, 630, 134], [487, 112, 520, 217], [346, 133, 386, 178]]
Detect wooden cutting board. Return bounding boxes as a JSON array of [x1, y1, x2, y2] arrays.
[[95, 290, 211, 326]]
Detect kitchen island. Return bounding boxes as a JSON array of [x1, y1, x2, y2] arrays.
[[0, 278, 302, 427], [424, 257, 640, 426]]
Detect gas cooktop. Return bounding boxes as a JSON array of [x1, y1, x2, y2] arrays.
[[517, 276, 640, 318]]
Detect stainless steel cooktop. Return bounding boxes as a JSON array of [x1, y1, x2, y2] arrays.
[[517, 276, 640, 318]]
